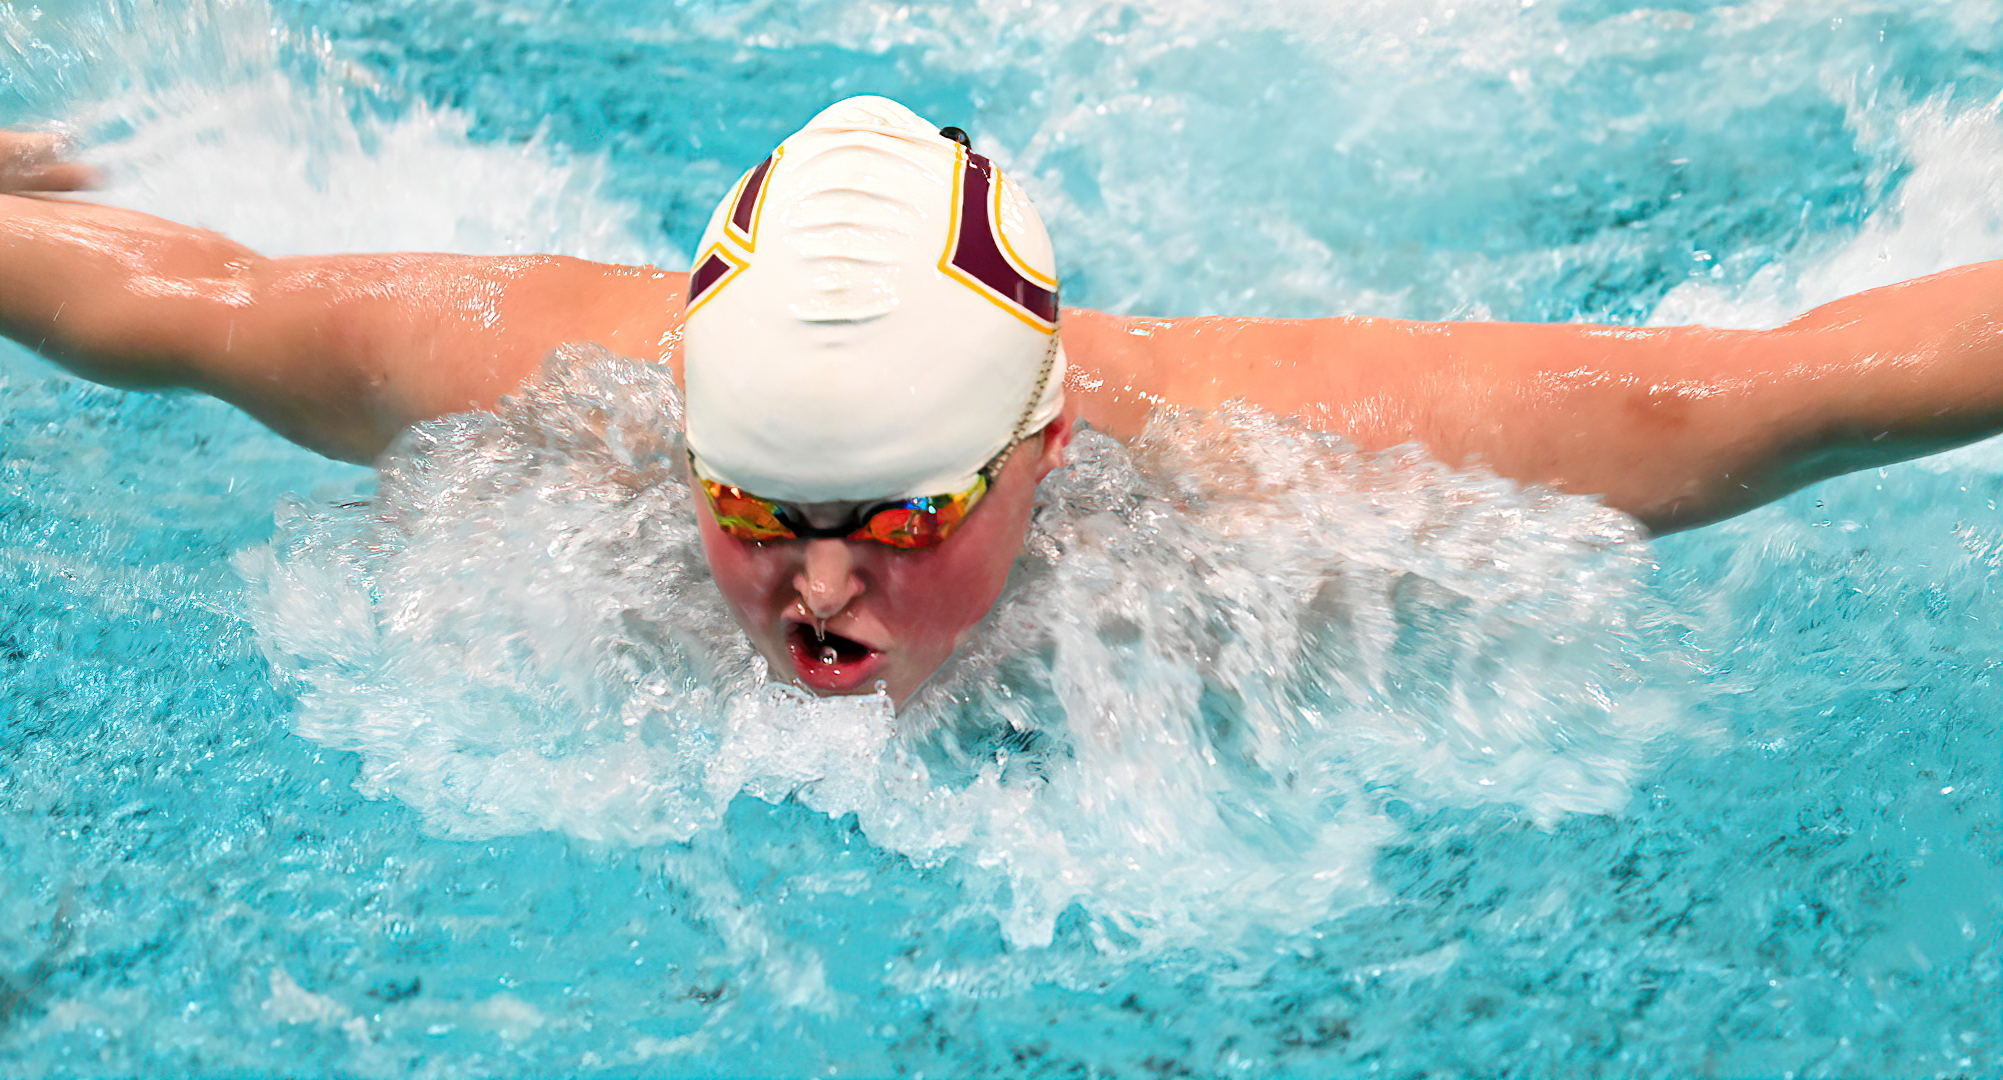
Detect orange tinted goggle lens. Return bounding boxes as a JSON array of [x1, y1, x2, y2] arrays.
[[697, 475, 985, 550], [705, 486, 794, 541], [851, 496, 972, 549]]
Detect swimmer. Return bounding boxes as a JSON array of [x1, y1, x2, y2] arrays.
[[8, 95, 2003, 706]]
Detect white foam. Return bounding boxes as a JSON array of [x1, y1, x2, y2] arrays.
[[1645, 94, 2003, 475], [244, 348, 1699, 959], [8, 0, 662, 264], [1653, 96, 2003, 330]]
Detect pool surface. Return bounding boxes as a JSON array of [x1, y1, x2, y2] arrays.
[[1, 0, 1999, 1076]]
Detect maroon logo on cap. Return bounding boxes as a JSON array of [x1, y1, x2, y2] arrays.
[[725, 151, 778, 250], [687, 247, 742, 312], [687, 149, 782, 315], [940, 148, 1059, 331]]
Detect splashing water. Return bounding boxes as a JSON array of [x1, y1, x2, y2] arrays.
[[2, 0, 663, 263], [243, 342, 1696, 960], [2, 0, 1999, 1075]]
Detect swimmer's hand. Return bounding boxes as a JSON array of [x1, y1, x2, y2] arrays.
[[0, 132, 99, 193]]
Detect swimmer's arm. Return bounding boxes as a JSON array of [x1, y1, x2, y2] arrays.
[[0, 132, 99, 192], [1060, 260, 2003, 534], [0, 183, 684, 463]]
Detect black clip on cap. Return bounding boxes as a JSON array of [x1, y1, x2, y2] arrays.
[[938, 126, 972, 150]]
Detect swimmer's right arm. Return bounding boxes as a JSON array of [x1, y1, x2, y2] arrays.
[[0, 134, 686, 463]]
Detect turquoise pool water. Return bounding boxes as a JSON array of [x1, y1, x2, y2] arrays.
[[1, 0, 1999, 1076]]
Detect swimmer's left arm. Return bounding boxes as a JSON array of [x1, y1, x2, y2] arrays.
[[1059, 260, 2003, 534]]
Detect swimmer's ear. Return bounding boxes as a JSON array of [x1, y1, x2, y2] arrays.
[[1028, 410, 1075, 481]]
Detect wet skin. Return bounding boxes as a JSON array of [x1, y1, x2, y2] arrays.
[[11, 150, 2003, 536], [16, 134, 2003, 699], [694, 417, 1072, 708]]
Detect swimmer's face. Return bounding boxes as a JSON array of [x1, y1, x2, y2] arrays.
[[693, 416, 1072, 708]]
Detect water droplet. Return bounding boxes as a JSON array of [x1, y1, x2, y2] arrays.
[[819, 646, 839, 666], [814, 620, 826, 642]]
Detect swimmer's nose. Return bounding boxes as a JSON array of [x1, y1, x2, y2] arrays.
[[795, 539, 863, 619]]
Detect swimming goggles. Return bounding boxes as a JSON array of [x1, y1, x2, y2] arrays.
[[690, 448, 1010, 550]]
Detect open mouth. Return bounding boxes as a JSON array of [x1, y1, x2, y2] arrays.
[[784, 622, 884, 693]]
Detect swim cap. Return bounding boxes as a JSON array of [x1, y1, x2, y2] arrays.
[[681, 95, 1065, 503]]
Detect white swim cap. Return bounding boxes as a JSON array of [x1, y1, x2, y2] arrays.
[[681, 95, 1065, 503]]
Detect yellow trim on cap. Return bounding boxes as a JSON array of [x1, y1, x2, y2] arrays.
[[937, 144, 1058, 335], [684, 242, 750, 319], [722, 144, 783, 253], [992, 173, 1058, 291]]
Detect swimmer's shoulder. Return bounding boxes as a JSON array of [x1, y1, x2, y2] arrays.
[[198, 254, 692, 463], [1057, 307, 1465, 443], [360, 256, 691, 425], [501, 258, 689, 377]]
